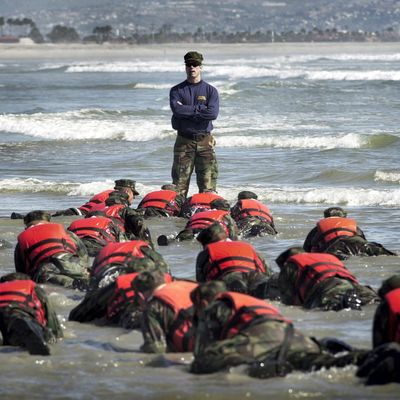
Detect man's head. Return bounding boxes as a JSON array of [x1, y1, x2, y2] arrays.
[[132, 270, 166, 300], [210, 199, 230, 211], [23, 210, 51, 226], [197, 222, 227, 246], [190, 281, 227, 316], [161, 183, 178, 192], [275, 247, 305, 269], [114, 179, 139, 204], [324, 207, 347, 218], [378, 274, 400, 299], [0, 272, 31, 283], [238, 191, 258, 200], [105, 190, 130, 206], [184, 51, 203, 82]]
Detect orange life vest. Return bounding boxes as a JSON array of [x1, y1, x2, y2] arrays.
[[152, 281, 198, 352], [106, 272, 173, 321], [385, 288, 400, 343], [205, 241, 266, 280], [18, 223, 79, 275], [186, 192, 224, 215], [217, 291, 287, 339], [79, 189, 114, 214], [68, 216, 119, 246], [0, 280, 47, 326], [188, 210, 230, 235], [317, 217, 358, 244], [139, 190, 180, 216], [91, 240, 150, 278], [288, 252, 359, 304], [236, 199, 273, 223]]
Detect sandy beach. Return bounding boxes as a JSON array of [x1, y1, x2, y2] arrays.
[[1, 41, 400, 60]]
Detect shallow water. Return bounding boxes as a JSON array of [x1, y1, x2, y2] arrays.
[[0, 42, 399, 398]]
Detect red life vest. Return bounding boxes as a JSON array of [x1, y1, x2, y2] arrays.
[[0, 280, 47, 326], [152, 281, 198, 352], [385, 288, 400, 343], [188, 210, 230, 235], [288, 252, 359, 304], [217, 291, 287, 339], [205, 241, 266, 280], [106, 272, 173, 321], [236, 199, 273, 223], [317, 217, 358, 244], [139, 190, 180, 216], [79, 189, 114, 214], [86, 204, 126, 231], [91, 240, 150, 278], [18, 223, 79, 275], [186, 193, 224, 214], [68, 216, 119, 245]]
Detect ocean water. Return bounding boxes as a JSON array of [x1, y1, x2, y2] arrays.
[[0, 42, 399, 399]]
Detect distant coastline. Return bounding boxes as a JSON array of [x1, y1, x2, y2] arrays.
[[1, 41, 400, 60]]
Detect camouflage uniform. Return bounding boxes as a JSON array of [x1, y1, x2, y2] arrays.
[[176, 211, 239, 242], [89, 245, 171, 290], [0, 273, 63, 355], [170, 51, 219, 198], [195, 242, 272, 297], [171, 135, 218, 198], [372, 274, 400, 348], [15, 227, 89, 289], [190, 295, 321, 374], [277, 254, 379, 310]]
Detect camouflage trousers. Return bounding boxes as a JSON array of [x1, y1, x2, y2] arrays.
[[171, 134, 218, 198], [191, 320, 320, 374], [35, 253, 89, 289]]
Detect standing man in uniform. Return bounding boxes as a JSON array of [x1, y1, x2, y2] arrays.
[[170, 51, 219, 198]]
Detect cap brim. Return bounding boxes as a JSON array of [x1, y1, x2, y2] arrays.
[[132, 189, 140, 195]]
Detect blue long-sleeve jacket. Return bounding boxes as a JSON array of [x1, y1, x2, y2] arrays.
[[170, 80, 219, 136]]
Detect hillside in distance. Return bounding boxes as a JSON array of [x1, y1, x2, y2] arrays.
[[1, 0, 399, 36]]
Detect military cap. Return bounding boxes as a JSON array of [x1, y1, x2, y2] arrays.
[[324, 207, 347, 218], [210, 199, 230, 211], [275, 247, 305, 268], [23, 210, 51, 226], [133, 270, 165, 293], [238, 191, 258, 200], [114, 179, 139, 195], [161, 184, 178, 191], [184, 51, 203, 65], [197, 222, 227, 246]]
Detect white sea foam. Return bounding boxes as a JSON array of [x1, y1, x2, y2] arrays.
[[0, 177, 76, 193], [0, 109, 171, 141], [208, 65, 400, 81], [3, 178, 400, 207], [375, 170, 400, 183], [134, 83, 172, 90], [217, 133, 365, 149], [218, 185, 400, 207], [65, 61, 181, 73]]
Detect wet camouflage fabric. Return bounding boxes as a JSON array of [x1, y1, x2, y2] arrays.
[[171, 134, 218, 198], [190, 299, 320, 374], [278, 261, 379, 310], [14, 231, 90, 289]]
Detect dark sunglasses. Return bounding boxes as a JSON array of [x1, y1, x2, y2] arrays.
[[185, 62, 201, 68]]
